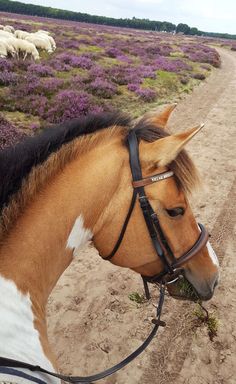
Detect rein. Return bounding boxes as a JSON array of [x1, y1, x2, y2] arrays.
[[0, 284, 166, 384], [0, 130, 209, 383]]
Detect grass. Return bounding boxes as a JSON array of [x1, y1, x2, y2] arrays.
[[174, 277, 199, 301], [194, 303, 219, 341], [98, 56, 123, 68], [128, 292, 145, 304], [55, 67, 87, 79], [168, 277, 219, 341], [79, 45, 104, 53], [170, 51, 185, 58], [2, 111, 40, 132]]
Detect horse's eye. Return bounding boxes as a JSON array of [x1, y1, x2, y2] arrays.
[[166, 207, 185, 217]]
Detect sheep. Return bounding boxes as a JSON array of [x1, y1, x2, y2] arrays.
[[34, 32, 56, 51], [0, 30, 13, 38], [0, 25, 4, 29], [48, 35, 56, 51], [37, 29, 51, 35], [4, 37, 40, 61], [0, 38, 15, 58], [3, 25, 15, 33], [0, 41, 8, 58], [1, 37, 19, 58], [0, 34, 16, 57], [1, 39, 16, 57], [25, 35, 53, 53], [14, 30, 30, 39], [16, 39, 40, 61]]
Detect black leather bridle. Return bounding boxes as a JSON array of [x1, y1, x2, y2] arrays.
[[104, 130, 209, 297], [0, 130, 209, 383]]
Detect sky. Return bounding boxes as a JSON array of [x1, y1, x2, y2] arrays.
[[20, 0, 236, 34]]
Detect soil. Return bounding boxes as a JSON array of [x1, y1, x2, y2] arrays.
[[47, 48, 236, 384]]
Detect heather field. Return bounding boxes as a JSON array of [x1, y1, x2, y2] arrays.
[[0, 12, 226, 148], [1, 13, 236, 384]]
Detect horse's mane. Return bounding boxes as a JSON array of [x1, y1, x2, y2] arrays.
[[0, 113, 131, 211], [0, 112, 198, 238]]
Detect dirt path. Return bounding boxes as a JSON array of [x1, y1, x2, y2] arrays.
[[47, 48, 236, 384]]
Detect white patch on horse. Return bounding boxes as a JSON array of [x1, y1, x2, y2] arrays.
[[66, 215, 93, 252], [198, 225, 219, 267], [0, 275, 59, 384], [206, 241, 219, 267]]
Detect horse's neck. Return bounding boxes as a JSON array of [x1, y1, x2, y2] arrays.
[[0, 133, 125, 371]]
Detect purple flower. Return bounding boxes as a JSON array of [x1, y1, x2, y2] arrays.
[[0, 59, 14, 72], [69, 75, 85, 88], [0, 71, 19, 86], [0, 114, 25, 149], [105, 47, 121, 58], [154, 57, 192, 72], [66, 40, 80, 49], [28, 64, 55, 77], [181, 44, 220, 67], [87, 78, 117, 98], [16, 95, 48, 116], [56, 53, 93, 69], [9, 74, 40, 97], [89, 65, 106, 79], [138, 65, 157, 79], [127, 83, 139, 92], [39, 77, 64, 94], [108, 65, 142, 85], [45, 90, 94, 123], [49, 59, 72, 72], [135, 88, 157, 102], [116, 54, 132, 63], [146, 44, 173, 57]]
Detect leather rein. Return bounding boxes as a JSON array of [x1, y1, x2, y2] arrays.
[[0, 130, 209, 383]]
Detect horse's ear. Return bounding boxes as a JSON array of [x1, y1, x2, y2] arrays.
[[146, 104, 177, 129], [140, 124, 204, 167]]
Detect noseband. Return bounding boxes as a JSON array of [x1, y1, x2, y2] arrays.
[[103, 130, 209, 297]]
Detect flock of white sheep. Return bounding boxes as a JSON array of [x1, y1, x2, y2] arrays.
[[0, 24, 56, 61]]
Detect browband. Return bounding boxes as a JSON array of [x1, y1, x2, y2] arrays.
[[132, 170, 174, 188]]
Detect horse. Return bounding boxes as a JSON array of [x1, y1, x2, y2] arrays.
[[0, 105, 219, 383]]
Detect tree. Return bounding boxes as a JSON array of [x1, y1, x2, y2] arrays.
[[189, 27, 200, 35], [176, 23, 191, 35]]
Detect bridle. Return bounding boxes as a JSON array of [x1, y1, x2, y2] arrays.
[[103, 130, 209, 298], [0, 130, 209, 383]]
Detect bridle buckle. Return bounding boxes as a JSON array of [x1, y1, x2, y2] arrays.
[[138, 195, 149, 209], [163, 268, 184, 285]]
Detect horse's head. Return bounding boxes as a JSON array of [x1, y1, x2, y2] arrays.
[[93, 106, 219, 301]]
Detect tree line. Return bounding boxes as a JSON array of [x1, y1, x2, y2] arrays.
[[0, 0, 235, 40]]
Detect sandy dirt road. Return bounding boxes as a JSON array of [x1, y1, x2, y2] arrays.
[[47, 48, 236, 384]]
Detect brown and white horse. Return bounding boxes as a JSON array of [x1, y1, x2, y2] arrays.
[[0, 106, 219, 383]]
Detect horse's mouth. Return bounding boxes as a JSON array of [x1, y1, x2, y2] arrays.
[[166, 276, 199, 302]]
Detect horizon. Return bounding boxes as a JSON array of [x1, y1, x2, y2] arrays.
[[13, 0, 236, 35]]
